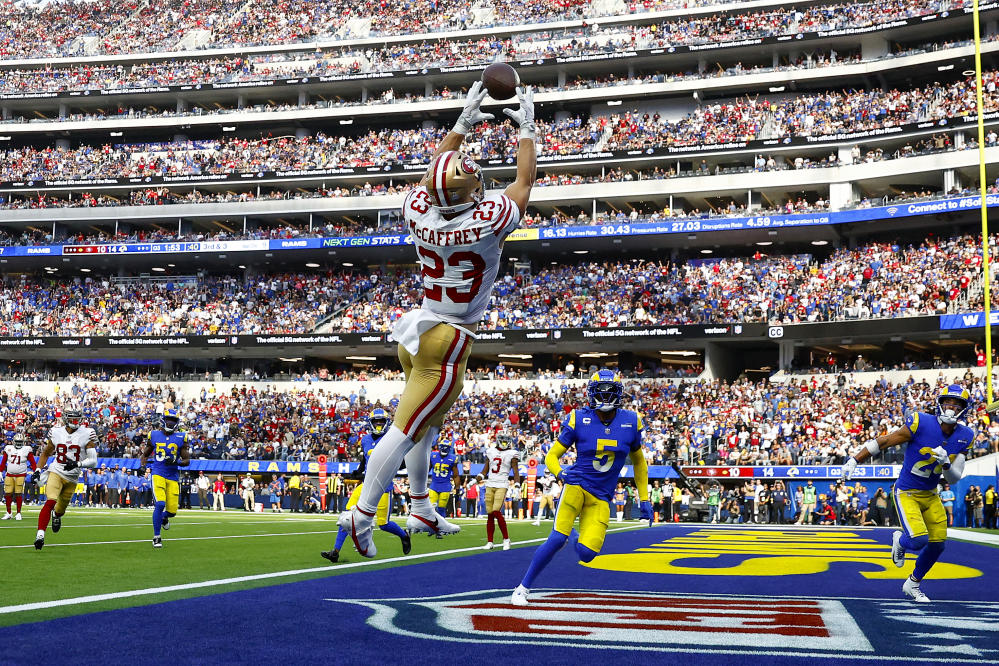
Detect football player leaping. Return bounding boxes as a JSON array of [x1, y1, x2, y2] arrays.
[[140, 408, 191, 548], [2, 431, 36, 520], [339, 80, 536, 557], [34, 409, 100, 550], [842, 384, 974, 603], [512, 371, 652, 606]]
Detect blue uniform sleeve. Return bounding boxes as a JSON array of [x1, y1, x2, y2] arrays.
[[557, 410, 578, 448], [904, 411, 920, 435]]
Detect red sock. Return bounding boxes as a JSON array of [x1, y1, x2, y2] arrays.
[[496, 513, 509, 539], [3, 493, 10, 513], [38, 499, 56, 531], [15, 494, 22, 512], [486, 513, 495, 541]]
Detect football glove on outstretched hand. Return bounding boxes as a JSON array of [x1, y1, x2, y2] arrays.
[[453, 81, 494, 135], [640, 500, 654, 526], [930, 446, 950, 468], [840, 457, 857, 481], [502, 86, 536, 138]]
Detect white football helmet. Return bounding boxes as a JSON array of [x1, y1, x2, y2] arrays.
[[427, 150, 484, 215]]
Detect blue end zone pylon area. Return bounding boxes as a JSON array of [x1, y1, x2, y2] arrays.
[[4, 526, 998, 664]]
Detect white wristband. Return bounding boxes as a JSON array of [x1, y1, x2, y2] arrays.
[[519, 122, 536, 141], [864, 439, 880, 456]]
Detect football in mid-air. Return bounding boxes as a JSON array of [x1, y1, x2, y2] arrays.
[[482, 62, 519, 100]]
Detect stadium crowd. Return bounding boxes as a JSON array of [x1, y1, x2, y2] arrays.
[[0, 371, 996, 472], [0, 231, 985, 336], [327, 233, 983, 330], [0, 0, 961, 59], [2, 68, 997, 186], [0, 272, 375, 336]]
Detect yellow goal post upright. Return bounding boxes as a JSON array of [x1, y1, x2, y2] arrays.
[[973, 0, 999, 413]]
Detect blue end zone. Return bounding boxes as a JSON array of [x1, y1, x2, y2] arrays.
[[4, 526, 998, 664]]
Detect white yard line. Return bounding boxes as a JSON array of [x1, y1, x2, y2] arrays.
[[0, 529, 339, 550], [0, 524, 644, 615], [948, 528, 999, 546]]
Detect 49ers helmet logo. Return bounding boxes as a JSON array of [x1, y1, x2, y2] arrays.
[[460, 156, 478, 174]]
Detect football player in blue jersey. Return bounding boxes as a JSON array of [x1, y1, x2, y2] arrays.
[[139, 408, 191, 548], [429, 438, 461, 521], [512, 370, 652, 606], [321, 408, 411, 563], [842, 384, 974, 602]]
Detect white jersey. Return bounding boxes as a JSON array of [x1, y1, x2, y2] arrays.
[[403, 186, 521, 325], [484, 446, 519, 488], [2, 445, 33, 475], [47, 425, 96, 482]]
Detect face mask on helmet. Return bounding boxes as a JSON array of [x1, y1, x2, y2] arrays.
[[162, 416, 180, 433], [497, 434, 515, 451], [427, 151, 484, 216], [588, 381, 622, 412], [936, 397, 967, 425], [369, 417, 389, 436], [437, 442, 452, 457], [64, 411, 82, 432]]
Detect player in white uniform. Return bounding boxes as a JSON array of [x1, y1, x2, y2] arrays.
[[339, 80, 537, 558], [34, 408, 100, 549], [481, 431, 521, 550], [2, 432, 36, 520]]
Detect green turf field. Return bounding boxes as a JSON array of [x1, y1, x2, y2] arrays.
[[0, 506, 630, 627]]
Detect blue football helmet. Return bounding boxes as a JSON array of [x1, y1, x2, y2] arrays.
[[437, 440, 452, 457], [369, 408, 390, 437], [162, 408, 181, 434], [936, 384, 970, 425], [587, 369, 623, 412]]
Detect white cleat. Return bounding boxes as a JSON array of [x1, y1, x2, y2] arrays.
[[14, 513, 22, 521], [891, 530, 905, 568], [1, 512, 10, 521], [503, 538, 511, 551], [406, 509, 461, 537], [531, 520, 540, 526], [903, 577, 930, 603], [511, 584, 530, 606], [34, 529, 45, 550], [484, 541, 495, 550], [337, 507, 376, 558]]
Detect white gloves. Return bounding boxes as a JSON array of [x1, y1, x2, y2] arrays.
[[840, 457, 858, 481], [503, 86, 536, 140], [930, 446, 951, 469], [453, 81, 495, 135]]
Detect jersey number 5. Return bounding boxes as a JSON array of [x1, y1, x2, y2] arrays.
[[418, 247, 487, 304], [594, 439, 617, 472]]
